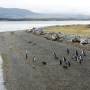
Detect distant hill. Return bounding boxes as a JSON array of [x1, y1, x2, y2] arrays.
[[0, 7, 38, 19], [0, 7, 90, 20]]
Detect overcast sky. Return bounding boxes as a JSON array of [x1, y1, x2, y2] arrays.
[[0, 0, 90, 14]]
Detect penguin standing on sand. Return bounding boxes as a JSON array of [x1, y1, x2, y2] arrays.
[[67, 48, 70, 55], [62, 61, 68, 69], [79, 55, 83, 61], [81, 50, 86, 56], [59, 60, 62, 65], [74, 56, 78, 61], [67, 61, 71, 67], [76, 50, 79, 56], [53, 52, 58, 60], [78, 55, 83, 64], [79, 59, 82, 64], [33, 56, 36, 62], [26, 50, 28, 60], [63, 57, 67, 62]]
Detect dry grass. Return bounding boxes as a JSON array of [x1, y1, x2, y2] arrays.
[[44, 25, 90, 37]]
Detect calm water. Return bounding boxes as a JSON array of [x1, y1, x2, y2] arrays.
[[0, 21, 90, 32]]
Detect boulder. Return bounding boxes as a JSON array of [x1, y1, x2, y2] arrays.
[[72, 36, 80, 43], [44, 33, 52, 40], [34, 30, 44, 35], [32, 28, 45, 35], [57, 32, 64, 38], [26, 27, 36, 33], [44, 32, 60, 41], [80, 38, 88, 45], [51, 33, 59, 41]]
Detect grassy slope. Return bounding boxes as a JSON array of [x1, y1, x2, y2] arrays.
[[44, 25, 90, 37]]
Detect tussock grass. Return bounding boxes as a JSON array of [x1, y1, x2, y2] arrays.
[[44, 25, 90, 37]]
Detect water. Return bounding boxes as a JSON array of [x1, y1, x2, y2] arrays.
[[0, 21, 90, 32]]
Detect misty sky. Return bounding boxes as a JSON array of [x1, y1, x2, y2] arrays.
[[0, 0, 90, 14]]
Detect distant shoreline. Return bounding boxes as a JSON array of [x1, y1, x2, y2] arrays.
[[1, 18, 90, 21]]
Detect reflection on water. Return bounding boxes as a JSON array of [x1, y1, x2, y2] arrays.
[[0, 21, 90, 32]]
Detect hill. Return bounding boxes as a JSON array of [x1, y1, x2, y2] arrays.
[[0, 7, 90, 20]]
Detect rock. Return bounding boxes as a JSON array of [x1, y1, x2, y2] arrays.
[[80, 38, 88, 45], [35, 30, 45, 35], [57, 32, 64, 38], [57, 32, 65, 42], [44, 33, 52, 40], [26, 27, 36, 33], [44, 32, 60, 41], [72, 36, 80, 43], [32, 28, 45, 35], [51, 33, 59, 41]]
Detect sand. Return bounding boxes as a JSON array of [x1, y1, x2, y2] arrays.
[[0, 30, 90, 90]]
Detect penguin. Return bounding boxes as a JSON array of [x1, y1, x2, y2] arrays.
[[81, 50, 86, 56], [67, 48, 70, 55], [33, 56, 36, 62], [67, 61, 71, 67], [25, 50, 28, 60], [76, 50, 79, 56], [63, 57, 67, 62], [53, 52, 58, 60], [59, 60, 62, 65]]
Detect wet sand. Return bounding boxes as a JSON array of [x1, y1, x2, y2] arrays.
[[0, 31, 90, 90]]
